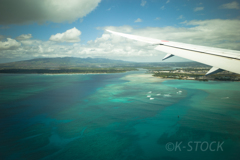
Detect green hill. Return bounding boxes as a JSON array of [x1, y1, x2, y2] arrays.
[[0, 57, 128, 69]]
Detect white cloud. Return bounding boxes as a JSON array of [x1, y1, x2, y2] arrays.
[[161, 6, 165, 10], [155, 17, 161, 20], [100, 19, 240, 59], [107, 6, 114, 11], [220, 1, 239, 9], [134, 18, 142, 23], [39, 45, 43, 53], [177, 15, 184, 19], [1, 19, 240, 62], [20, 39, 42, 46], [0, 0, 101, 24], [141, 0, 147, 7], [166, 0, 170, 4], [0, 38, 21, 50], [49, 27, 81, 42], [194, 7, 204, 12], [16, 34, 32, 41]]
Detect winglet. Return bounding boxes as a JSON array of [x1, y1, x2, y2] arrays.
[[162, 54, 174, 61], [205, 67, 223, 76]]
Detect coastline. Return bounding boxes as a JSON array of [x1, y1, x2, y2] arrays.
[[153, 75, 240, 82], [0, 70, 130, 75], [1, 70, 239, 82], [0, 72, 108, 75], [42, 73, 108, 75]]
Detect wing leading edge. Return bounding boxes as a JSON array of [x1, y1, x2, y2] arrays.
[[106, 29, 240, 75]]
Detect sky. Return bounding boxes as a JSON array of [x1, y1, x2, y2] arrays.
[[0, 0, 240, 63]]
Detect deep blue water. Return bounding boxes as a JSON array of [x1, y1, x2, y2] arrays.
[[0, 71, 240, 160]]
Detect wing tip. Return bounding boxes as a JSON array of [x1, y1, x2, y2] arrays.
[[106, 29, 113, 33], [162, 54, 174, 61], [205, 67, 223, 76]]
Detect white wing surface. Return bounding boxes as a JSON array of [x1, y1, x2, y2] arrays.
[[106, 30, 240, 75]]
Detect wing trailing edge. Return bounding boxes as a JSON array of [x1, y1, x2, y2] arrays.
[[106, 30, 240, 75]]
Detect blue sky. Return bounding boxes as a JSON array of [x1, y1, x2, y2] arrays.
[[0, 0, 240, 63]]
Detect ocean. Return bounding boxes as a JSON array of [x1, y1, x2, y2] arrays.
[[0, 70, 240, 160]]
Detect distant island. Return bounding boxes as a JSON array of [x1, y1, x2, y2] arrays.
[[0, 57, 239, 81]]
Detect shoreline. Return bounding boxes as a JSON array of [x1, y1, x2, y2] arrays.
[[0, 72, 120, 76], [0, 71, 129, 75], [154, 76, 240, 82], [1, 72, 239, 82], [42, 73, 108, 75]]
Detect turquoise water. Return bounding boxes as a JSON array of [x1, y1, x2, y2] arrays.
[[0, 71, 240, 160]]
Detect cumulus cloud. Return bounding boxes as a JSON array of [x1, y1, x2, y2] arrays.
[[134, 18, 142, 23], [220, 1, 239, 9], [20, 39, 42, 46], [0, 38, 21, 50], [141, 0, 147, 7], [127, 19, 240, 49], [16, 34, 32, 41], [100, 19, 240, 59], [0, 0, 101, 24], [49, 27, 81, 42], [194, 7, 204, 12], [1, 19, 240, 62]]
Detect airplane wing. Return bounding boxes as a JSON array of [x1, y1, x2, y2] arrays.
[[106, 29, 240, 75]]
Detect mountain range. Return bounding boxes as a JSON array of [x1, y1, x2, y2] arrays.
[[0, 57, 128, 69]]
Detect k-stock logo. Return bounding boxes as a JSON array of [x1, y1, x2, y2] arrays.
[[165, 141, 224, 152]]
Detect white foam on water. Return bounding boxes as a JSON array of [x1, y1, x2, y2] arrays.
[[164, 94, 171, 97]]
